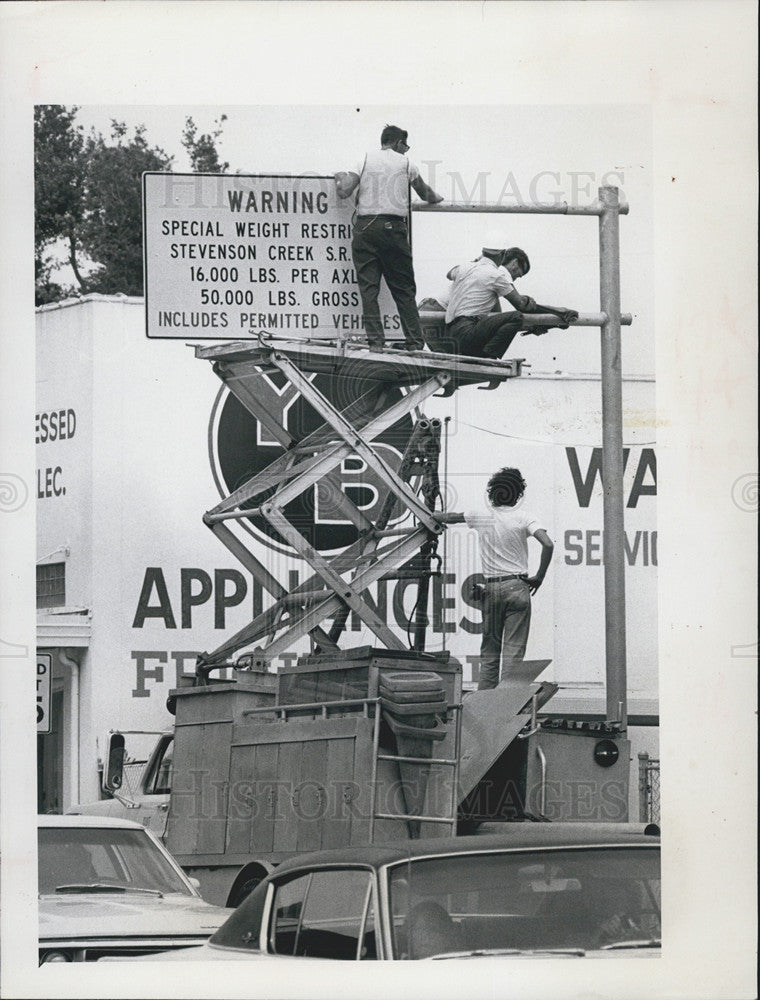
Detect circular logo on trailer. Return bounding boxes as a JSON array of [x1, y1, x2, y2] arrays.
[[209, 369, 411, 557]]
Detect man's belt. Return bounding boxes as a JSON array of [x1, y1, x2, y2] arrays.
[[485, 574, 525, 583]]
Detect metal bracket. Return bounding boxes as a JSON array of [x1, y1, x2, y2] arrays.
[[477, 378, 504, 392], [517, 691, 541, 740]]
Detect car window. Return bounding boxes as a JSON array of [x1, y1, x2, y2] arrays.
[[153, 740, 173, 794], [270, 869, 376, 960], [38, 827, 192, 896], [144, 736, 174, 795], [388, 847, 660, 957]]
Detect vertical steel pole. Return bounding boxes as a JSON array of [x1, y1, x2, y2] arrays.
[[599, 186, 627, 728]]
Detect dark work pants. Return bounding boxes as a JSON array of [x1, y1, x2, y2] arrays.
[[478, 578, 532, 690], [351, 216, 424, 350], [445, 312, 524, 359]]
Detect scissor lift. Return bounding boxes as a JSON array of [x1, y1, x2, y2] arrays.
[[193, 337, 524, 673]]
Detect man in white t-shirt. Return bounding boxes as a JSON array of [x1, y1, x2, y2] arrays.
[[335, 125, 443, 351], [436, 467, 554, 689], [444, 243, 578, 359]]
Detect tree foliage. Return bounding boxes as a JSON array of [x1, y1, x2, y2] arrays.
[[34, 107, 229, 304], [34, 105, 86, 303], [80, 122, 172, 296], [182, 115, 229, 173]]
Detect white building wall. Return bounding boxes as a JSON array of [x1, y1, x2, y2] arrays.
[[36, 302, 96, 809], [36, 301, 95, 608]]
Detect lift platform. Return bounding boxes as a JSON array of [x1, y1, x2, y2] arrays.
[[194, 336, 524, 671], [196, 334, 525, 394]]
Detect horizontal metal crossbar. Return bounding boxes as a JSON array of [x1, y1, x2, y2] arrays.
[[278, 589, 331, 606], [418, 310, 633, 328], [411, 199, 629, 216], [376, 753, 458, 766], [241, 696, 379, 719], [372, 813, 456, 825]]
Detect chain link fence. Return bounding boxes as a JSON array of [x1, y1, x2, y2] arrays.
[[638, 752, 660, 824], [121, 760, 149, 797]]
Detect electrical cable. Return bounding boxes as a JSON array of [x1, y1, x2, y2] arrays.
[[457, 419, 656, 448]]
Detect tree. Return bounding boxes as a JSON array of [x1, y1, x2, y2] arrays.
[[182, 115, 229, 173], [79, 122, 173, 296], [34, 105, 86, 302], [34, 108, 230, 304]]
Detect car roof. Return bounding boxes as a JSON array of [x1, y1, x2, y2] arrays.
[[272, 823, 660, 875], [37, 814, 147, 831]]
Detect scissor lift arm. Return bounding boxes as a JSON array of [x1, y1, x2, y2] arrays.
[[194, 339, 523, 671]]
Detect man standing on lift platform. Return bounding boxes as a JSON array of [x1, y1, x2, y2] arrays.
[[435, 467, 554, 690], [335, 125, 444, 352]]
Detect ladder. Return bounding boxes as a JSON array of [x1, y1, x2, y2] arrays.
[[194, 337, 523, 671], [368, 697, 463, 841]]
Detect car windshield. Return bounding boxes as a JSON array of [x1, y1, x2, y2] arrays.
[[388, 846, 660, 958], [38, 827, 192, 897]]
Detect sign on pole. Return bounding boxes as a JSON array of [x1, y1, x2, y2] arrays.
[[143, 173, 398, 340], [37, 652, 52, 734]]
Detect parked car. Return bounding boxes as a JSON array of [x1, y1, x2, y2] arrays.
[[38, 815, 232, 963], [131, 822, 661, 961]]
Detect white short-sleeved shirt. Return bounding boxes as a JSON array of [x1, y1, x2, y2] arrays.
[[445, 257, 515, 323], [352, 149, 420, 217], [465, 506, 543, 576]]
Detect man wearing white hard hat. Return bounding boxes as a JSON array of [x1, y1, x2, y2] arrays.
[[442, 236, 578, 359]]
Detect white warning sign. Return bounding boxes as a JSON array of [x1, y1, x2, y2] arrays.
[[37, 652, 52, 734], [142, 173, 399, 340]]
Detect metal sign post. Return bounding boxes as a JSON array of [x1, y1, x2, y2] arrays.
[[414, 187, 631, 728], [598, 186, 627, 727]]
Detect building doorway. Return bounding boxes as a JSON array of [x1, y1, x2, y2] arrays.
[[37, 689, 63, 813]]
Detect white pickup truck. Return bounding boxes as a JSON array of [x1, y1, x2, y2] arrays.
[[69, 731, 174, 841]]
